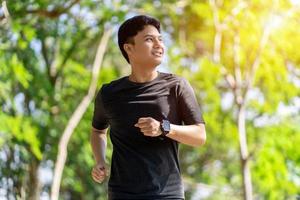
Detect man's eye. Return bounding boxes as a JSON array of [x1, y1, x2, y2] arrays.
[[146, 38, 153, 41]]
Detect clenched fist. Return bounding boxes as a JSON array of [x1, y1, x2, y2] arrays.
[[91, 163, 109, 183], [134, 117, 162, 137]]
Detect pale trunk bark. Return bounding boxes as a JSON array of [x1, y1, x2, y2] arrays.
[[238, 20, 271, 200], [210, 2, 277, 199], [50, 28, 112, 200], [233, 31, 253, 200], [237, 103, 253, 200]]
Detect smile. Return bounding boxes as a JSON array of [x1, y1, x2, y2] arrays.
[[152, 51, 163, 57]]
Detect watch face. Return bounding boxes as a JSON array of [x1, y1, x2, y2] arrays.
[[162, 120, 170, 132]]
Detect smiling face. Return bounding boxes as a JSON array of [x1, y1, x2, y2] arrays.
[[124, 25, 165, 68]]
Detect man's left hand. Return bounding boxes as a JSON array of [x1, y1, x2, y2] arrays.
[[134, 117, 162, 137]]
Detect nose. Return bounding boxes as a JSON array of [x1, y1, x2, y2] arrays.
[[154, 38, 164, 49]]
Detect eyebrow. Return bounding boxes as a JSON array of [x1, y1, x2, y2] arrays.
[[143, 34, 162, 38]]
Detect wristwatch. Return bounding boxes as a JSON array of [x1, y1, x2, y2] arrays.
[[160, 119, 171, 136]]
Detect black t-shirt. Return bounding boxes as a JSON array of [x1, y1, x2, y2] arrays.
[[92, 72, 205, 200]]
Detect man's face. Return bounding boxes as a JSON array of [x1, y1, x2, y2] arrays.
[[126, 25, 165, 67]]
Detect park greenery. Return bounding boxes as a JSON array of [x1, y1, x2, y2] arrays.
[[0, 0, 299, 199]]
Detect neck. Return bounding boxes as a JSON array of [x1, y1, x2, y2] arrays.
[[128, 64, 158, 83]]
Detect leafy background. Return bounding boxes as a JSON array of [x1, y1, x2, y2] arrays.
[[0, 0, 299, 199]]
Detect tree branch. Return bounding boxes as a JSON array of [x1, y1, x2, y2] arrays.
[[243, 18, 272, 100], [54, 22, 101, 85], [50, 27, 113, 200], [41, 38, 51, 72], [0, 1, 10, 25], [233, 31, 244, 105], [210, 0, 237, 91]]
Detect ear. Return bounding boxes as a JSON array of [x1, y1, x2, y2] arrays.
[[123, 43, 133, 55]]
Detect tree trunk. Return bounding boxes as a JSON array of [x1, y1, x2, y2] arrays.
[[237, 103, 253, 200], [27, 159, 41, 200], [50, 28, 112, 200]]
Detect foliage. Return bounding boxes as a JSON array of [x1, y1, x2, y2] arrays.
[[1, 0, 299, 199]]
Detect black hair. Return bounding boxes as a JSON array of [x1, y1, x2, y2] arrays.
[[118, 15, 161, 63]]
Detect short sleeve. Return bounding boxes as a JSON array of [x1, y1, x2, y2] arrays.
[[177, 78, 205, 125], [92, 87, 109, 130]]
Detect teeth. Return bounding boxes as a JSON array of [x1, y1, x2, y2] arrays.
[[153, 52, 162, 56]]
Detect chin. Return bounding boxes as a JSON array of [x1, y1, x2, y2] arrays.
[[152, 61, 162, 67], [153, 57, 163, 64], [142, 57, 162, 67]]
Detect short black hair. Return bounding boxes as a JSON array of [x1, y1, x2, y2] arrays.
[[118, 15, 161, 64]]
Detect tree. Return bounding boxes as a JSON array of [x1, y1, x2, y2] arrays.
[[160, 0, 300, 199], [0, 0, 122, 199], [51, 27, 112, 200], [1, 0, 299, 199]]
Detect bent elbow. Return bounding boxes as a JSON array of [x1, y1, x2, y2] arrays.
[[196, 125, 206, 146], [189, 131, 206, 147], [199, 133, 206, 146], [194, 133, 206, 147]]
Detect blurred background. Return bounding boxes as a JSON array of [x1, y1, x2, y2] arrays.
[[0, 0, 300, 199]]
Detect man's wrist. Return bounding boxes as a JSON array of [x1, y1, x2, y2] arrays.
[[160, 119, 171, 136], [96, 158, 106, 165]]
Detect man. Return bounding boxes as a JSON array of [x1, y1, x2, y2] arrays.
[[90, 15, 206, 200]]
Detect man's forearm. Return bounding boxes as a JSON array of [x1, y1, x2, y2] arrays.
[[90, 127, 108, 165], [166, 123, 206, 147]]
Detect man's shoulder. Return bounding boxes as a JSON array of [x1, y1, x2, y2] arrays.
[[99, 72, 186, 95], [100, 76, 127, 94], [159, 72, 184, 83], [102, 72, 182, 87], [160, 72, 189, 88]]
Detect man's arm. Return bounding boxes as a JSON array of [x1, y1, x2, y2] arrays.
[[135, 118, 206, 147], [90, 127, 108, 165], [167, 123, 206, 147], [90, 127, 109, 183]]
